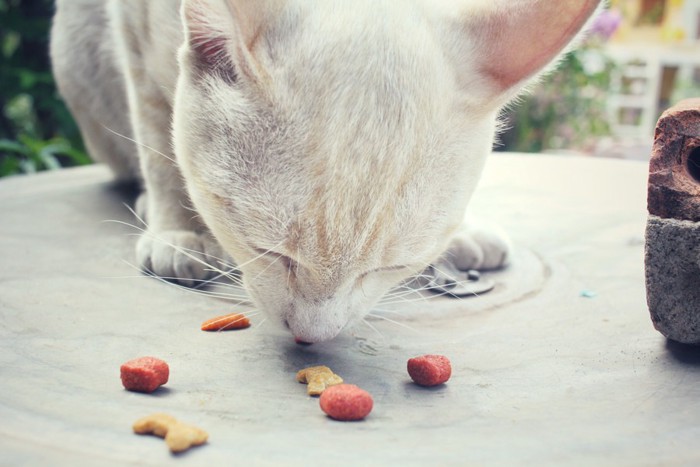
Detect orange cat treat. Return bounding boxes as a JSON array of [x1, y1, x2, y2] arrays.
[[120, 356, 170, 393], [319, 384, 373, 421], [200, 313, 250, 331], [407, 354, 452, 387]]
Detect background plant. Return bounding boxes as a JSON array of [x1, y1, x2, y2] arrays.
[[497, 10, 621, 154], [0, 0, 90, 177]]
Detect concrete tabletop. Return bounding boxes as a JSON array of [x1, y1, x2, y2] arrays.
[[1, 153, 699, 466]]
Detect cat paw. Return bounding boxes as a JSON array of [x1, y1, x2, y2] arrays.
[[421, 223, 511, 294], [136, 230, 226, 287], [442, 222, 512, 271]]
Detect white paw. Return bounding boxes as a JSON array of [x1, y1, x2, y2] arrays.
[[419, 223, 510, 295], [439, 222, 512, 272], [136, 230, 226, 287]]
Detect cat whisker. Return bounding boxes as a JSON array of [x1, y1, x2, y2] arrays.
[[102, 218, 147, 233], [117, 260, 252, 303], [232, 238, 288, 271], [366, 312, 419, 333], [361, 318, 384, 339], [106, 269, 238, 289], [102, 125, 177, 164], [107, 209, 244, 284], [247, 252, 283, 284], [255, 317, 268, 329], [378, 276, 474, 305], [367, 307, 405, 316], [206, 310, 262, 332], [196, 267, 242, 289]]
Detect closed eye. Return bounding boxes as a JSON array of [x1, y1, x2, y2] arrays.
[[359, 264, 409, 281], [376, 265, 409, 273], [252, 247, 296, 270]]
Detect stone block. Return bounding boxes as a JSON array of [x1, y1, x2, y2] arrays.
[[645, 98, 700, 344], [645, 216, 700, 344]]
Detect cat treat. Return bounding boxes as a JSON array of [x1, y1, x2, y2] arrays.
[[120, 356, 170, 393], [407, 354, 452, 387], [296, 365, 344, 396], [200, 312, 250, 331], [319, 384, 373, 421], [133, 413, 208, 453]]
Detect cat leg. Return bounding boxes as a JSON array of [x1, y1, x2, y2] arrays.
[[130, 101, 225, 286], [50, 0, 139, 183], [129, 94, 224, 286], [111, 37, 223, 287]]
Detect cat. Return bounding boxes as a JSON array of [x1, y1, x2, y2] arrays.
[[51, 0, 601, 343]]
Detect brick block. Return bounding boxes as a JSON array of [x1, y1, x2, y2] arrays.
[[647, 98, 700, 221], [645, 98, 700, 344]]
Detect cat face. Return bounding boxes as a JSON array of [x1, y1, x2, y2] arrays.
[[173, 0, 600, 342]]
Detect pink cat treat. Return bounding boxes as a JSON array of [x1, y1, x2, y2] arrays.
[[120, 356, 170, 393], [319, 384, 373, 421], [407, 354, 452, 387]]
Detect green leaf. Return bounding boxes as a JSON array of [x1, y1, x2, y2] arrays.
[[0, 156, 21, 177], [0, 138, 29, 156]]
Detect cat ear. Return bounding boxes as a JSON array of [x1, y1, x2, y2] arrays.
[[181, 0, 283, 83], [439, 0, 602, 106]]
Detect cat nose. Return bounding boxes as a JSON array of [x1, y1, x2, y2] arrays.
[[283, 319, 312, 344]]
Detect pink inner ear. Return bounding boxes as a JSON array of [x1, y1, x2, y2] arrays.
[[190, 32, 230, 67], [183, 2, 234, 72], [477, 1, 599, 91]]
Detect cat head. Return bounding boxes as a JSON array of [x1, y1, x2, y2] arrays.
[[173, 0, 601, 342]]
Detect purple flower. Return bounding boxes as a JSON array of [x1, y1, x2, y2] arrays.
[[590, 8, 623, 41]]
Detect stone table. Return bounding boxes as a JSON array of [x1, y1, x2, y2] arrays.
[[2, 154, 699, 466]]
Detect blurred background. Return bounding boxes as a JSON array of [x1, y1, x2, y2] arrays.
[[1, 0, 699, 177]]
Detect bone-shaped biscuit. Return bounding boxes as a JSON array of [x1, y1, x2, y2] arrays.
[[296, 365, 343, 396], [133, 413, 208, 453]]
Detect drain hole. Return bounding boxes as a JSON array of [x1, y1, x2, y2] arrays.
[[688, 147, 700, 183]]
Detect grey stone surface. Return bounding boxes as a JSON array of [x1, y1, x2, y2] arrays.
[[2, 154, 700, 466], [645, 215, 700, 344]]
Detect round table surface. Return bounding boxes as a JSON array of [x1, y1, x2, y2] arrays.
[[1, 153, 699, 466]]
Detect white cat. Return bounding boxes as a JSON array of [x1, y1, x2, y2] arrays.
[[51, 0, 601, 342]]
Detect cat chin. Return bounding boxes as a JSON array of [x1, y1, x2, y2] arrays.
[[286, 321, 345, 344], [244, 284, 360, 343]]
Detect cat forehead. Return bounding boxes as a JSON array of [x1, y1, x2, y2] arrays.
[[262, 4, 449, 100], [263, 2, 436, 54]]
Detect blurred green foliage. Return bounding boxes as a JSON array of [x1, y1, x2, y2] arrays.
[[498, 42, 617, 154], [0, 0, 90, 177]]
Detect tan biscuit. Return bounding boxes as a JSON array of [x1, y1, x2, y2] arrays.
[[133, 413, 208, 453], [296, 365, 344, 396]]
